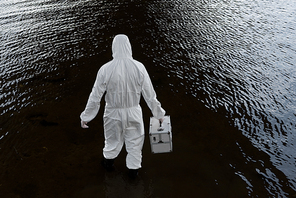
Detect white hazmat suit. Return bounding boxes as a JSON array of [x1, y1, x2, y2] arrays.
[[80, 34, 165, 170]]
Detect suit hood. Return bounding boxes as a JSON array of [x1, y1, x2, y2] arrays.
[[112, 34, 132, 59]]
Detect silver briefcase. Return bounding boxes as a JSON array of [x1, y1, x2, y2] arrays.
[[149, 116, 172, 153]]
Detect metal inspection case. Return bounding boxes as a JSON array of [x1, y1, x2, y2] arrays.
[[149, 115, 172, 153]]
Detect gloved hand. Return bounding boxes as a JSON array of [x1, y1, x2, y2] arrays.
[[81, 120, 89, 128]]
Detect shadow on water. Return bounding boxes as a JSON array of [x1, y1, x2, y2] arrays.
[[1, 0, 296, 197]]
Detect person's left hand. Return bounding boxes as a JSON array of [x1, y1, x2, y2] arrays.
[[81, 120, 89, 128]]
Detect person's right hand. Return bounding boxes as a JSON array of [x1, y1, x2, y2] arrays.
[[81, 120, 89, 129]]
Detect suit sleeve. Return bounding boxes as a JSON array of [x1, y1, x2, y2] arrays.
[[141, 68, 166, 119], [80, 69, 106, 122]]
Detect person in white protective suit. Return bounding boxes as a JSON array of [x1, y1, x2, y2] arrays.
[[80, 34, 165, 178]]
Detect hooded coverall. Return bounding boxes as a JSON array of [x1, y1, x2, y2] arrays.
[[80, 34, 165, 169]]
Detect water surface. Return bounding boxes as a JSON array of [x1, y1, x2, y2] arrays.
[[1, 0, 296, 197]]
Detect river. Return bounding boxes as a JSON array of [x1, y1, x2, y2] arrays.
[[1, 0, 295, 197]]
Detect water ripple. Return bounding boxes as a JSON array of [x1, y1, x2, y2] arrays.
[[1, 0, 109, 117], [147, 0, 296, 194], [1, 0, 296, 196]]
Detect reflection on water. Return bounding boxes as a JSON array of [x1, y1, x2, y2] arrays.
[[104, 172, 148, 198], [0, 0, 111, 118], [146, 0, 296, 194], [1, 0, 296, 197]]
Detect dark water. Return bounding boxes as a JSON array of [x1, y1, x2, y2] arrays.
[[1, 0, 296, 197]]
